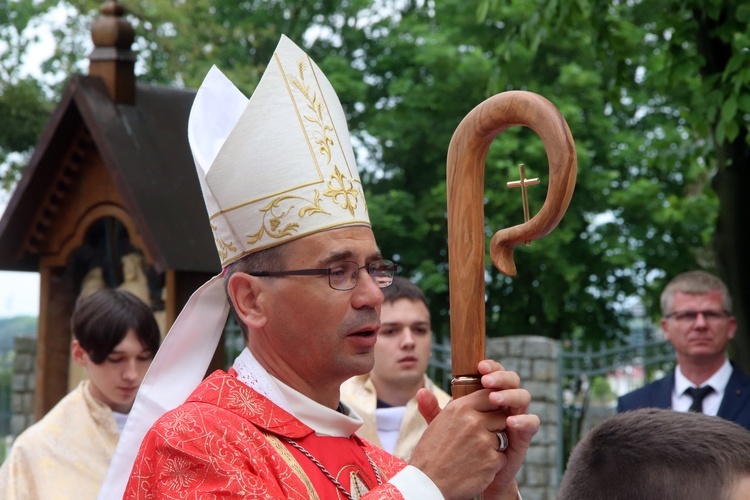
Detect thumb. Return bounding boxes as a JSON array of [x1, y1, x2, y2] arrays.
[[416, 388, 442, 424]]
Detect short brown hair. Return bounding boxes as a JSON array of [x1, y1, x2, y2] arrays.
[[558, 408, 750, 500], [382, 276, 428, 308], [660, 270, 732, 316], [71, 289, 160, 364]]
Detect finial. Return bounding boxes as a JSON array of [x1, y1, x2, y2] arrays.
[[88, 0, 136, 104], [91, 1, 135, 50]]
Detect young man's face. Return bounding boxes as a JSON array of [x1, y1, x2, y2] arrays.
[[72, 328, 154, 413], [371, 297, 432, 393], [661, 290, 736, 364]]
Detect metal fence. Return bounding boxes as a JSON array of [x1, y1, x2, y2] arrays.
[[426, 337, 452, 391], [557, 336, 675, 479]]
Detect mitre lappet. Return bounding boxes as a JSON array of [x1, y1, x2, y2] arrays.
[[99, 34, 371, 498]]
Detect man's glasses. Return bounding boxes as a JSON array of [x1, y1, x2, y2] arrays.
[[665, 309, 731, 323], [249, 259, 397, 291]]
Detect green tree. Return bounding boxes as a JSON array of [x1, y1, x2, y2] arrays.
[[0, 0, 58, 192], [3, 0, 742, 360], [479, 0, 749, 366]]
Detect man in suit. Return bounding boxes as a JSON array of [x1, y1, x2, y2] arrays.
[[618, 270, 750, 430]]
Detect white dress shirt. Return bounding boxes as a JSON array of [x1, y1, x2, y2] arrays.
[[672, 359, 732, 415]]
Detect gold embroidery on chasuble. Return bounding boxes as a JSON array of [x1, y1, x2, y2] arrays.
[[158, 408, 204, 492], [263, 432, 380, 499], [264, 433, 320, 499], [345, 466, 374, 499], [162, 454, 199, 491]]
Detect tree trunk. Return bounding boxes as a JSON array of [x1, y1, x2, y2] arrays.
[[713, 135, 750, 373]]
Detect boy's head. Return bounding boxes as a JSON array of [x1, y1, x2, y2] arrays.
[[71, 289, 160, 413], [371, 277, 433, 400], [559, 408, 750, 500]]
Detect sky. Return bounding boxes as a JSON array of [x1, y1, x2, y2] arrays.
[[0, 190, 40, 320], [0, 7, 68, 319], [0, 270, 40, 319]]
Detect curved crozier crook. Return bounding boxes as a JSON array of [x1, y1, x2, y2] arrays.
[[487, 92, 577, 275], [446, 90, 577, 391]]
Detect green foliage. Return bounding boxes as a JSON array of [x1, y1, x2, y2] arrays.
[[2, 0, 746, 347], [0, 1, 59, 189]]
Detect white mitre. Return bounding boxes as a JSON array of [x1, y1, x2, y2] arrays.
[[190, 37, 370, 266], [99, 35, 369, 498]]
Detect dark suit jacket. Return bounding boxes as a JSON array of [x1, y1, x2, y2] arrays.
[[617, 363, 750, 432]]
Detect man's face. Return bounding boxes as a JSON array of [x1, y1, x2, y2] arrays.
[[73, 328, 154, 414], [248, 226, 385, 398], [371, 298, 432, 392], [662, 290, 736, 363]]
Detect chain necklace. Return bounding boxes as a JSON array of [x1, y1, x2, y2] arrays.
[[285, 438, 383, 500]]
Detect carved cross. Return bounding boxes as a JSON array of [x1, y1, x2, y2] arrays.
[[507, 164, 540, 244]]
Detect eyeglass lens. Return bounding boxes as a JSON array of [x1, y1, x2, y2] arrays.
[[669, 310, 728, 322], [329, 260, 395, 290]]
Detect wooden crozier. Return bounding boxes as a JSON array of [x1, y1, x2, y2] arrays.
[[447, 91, 577, 398]]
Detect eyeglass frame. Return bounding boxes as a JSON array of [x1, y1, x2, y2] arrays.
[[664, 309, 732, 323], [248, 259, 397, 291]]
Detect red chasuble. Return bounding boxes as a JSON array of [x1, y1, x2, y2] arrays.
[[125, 370, 406, 499]]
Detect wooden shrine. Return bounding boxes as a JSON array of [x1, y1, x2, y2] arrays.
[[0, 1, 221, 419]]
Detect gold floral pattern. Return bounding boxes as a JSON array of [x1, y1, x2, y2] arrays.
[[246, 194, 329, 245], [124, 370, 408, 499], [324, 166, 361, 216], [163, 455, 197, 491], [211, 223, 236, 261], [287, 60, 334, 164]]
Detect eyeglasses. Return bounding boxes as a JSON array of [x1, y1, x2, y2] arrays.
[[249, 259, 397, 291], [665, 310, 731, 323]]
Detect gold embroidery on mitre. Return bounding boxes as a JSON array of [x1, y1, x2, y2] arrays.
[[324, 165, 361, 216], [287, 60, 334, 164], [211, 223, 237, 261], [246, 193, 330, 245]]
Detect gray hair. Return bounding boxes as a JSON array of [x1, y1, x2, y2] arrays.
[[660, 270, 732, 316]]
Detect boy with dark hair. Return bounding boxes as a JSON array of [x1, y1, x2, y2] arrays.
[[0, 288, 160, 499]]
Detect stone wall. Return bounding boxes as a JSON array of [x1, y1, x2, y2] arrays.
[[10, 336, 36, 437], [488, 336, 558, 500]]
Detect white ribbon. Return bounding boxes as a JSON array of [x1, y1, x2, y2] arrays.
[[97, 275, 229, 499]]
